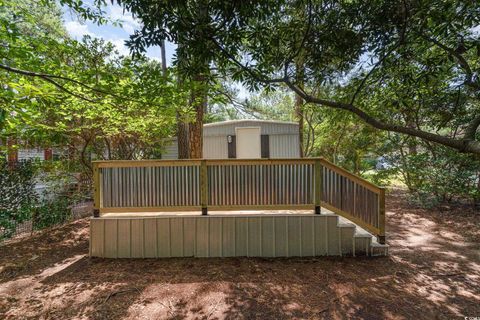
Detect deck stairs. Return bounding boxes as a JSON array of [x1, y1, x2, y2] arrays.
[[335, 214, 389, 257]]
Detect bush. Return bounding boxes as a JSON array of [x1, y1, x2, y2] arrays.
[[384, 147, 480, 207], [0, 160, 38, 239], [32, 162, 79, 230], [0, 159, 84, 240], [32, 195, 72, 230]]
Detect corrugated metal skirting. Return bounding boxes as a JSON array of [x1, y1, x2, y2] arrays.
[[90, 215, 345, 258]]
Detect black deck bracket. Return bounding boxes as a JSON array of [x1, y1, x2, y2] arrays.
[[378, 235, 386, 245], [93, 209, 100, 218], [202, 207, 208, 216], [315, 206, 321, 215]]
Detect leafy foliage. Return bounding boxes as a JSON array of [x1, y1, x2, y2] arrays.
[[32, 196, 72, 230], [1, 0, 187, 168], [31, 164, 79, 230], [60, 0, 480, 154], [0, 0, 195, 235], [0, 160, 38, 239], [381, 136, 480, 207]]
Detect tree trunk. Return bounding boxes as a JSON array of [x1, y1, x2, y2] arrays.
[[177, 116, 189, 159], [188, 75, 207, 159], [295, 60, 305, 157], [175, 41, 190, 159], [7, 137, 18, 163], [406, 117, 418, 155], [295, 94, 304, 158], [160, 39, 167, 76]]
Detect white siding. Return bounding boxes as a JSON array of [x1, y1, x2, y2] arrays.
[[162, 140, 178, 159], [161, 120, 300, 159], [269, 134, 300, 158], [18, 148, 45, 161], [203, 136, 228, 159]]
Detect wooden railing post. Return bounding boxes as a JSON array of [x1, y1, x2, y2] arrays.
[[314, 159, 323, 214], [200, 160, 208, 215], [378, 187, 386, 244], [93, 162, 100, 218]]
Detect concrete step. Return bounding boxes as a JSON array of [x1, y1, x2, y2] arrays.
[[337, 222, 355, 256], [354, 233, 372, 256], [370, 242, 389, 256]]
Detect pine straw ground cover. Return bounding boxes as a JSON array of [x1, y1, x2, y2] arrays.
[[0, 190, 479, 319]]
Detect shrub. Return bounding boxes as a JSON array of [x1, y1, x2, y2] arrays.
[[0, 160, 38, 239], [32, 195, 72, 230], [384, 147, 480, 207]]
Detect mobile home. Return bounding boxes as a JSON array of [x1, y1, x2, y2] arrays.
[[163, 119, 301, 159]]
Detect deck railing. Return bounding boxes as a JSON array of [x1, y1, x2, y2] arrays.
[[92, 158, 385, 243]]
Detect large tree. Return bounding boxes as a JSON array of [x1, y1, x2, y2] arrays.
[[73, 0, 478, 155]]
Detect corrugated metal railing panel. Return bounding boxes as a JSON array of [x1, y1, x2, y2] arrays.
[[322, 166, 379, 229], [101, 166, 200, 207], [207, 163, 314, 206]]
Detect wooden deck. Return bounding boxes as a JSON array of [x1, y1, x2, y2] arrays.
[[90, 158, 387, 258], [100, 209, 314, 217]]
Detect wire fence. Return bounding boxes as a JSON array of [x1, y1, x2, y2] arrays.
[[0, 201, 93, 240], [0, 159, 93, 241]]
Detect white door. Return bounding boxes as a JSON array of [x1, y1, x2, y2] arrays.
[[236, 127, 261, 158]]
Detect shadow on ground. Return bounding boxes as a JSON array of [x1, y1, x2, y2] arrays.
[[0, 191, 479, 319]]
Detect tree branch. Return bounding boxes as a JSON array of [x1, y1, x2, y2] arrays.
[[349, 42, 401, 105], [210, 38, 286, 84], [285, 0, 313, 66], [419, 33, 479, 90], [0, 63, 165, 106], [465, 114, 480, 140], [208, 34, 480, 155], [0, 64, 100, 103], [283, 79, 480, 155]]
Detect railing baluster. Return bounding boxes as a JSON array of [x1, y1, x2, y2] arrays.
[[200, 160, 208, 215], [93, 162, 100, 217], [378, 188, 386, 244], [314, 160, 322, 214]]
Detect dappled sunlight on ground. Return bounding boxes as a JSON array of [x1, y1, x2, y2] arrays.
[[0, 190, 479, 319]]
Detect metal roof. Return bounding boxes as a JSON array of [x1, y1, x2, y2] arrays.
[[204, 119, 298, 127]]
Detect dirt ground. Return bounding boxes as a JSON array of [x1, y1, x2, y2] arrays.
[[0, 190, 479, 319]]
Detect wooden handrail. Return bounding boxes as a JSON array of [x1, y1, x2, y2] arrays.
[[319, 158, 382, 193], [94, 159, 202, 168], [92, 162, 100, 217], [317, 158, 385, 243], [92, 158, 317, 168]]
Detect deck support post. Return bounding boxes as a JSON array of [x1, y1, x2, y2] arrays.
[[93, 162, 101, 218], [200, 160, 208, 215], [378, 187, 386, 244], [314, 159, 323, 214]]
